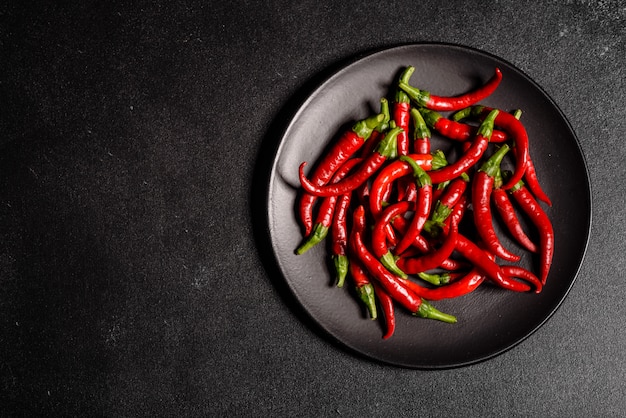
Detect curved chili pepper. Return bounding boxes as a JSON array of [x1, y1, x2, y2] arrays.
[[471, 144, 521, 262], [509, 180, 554, 284], [456, 107, 551, 205], [331, 190, 352, 288], [373, 282, 395, 339], [295, 158, 362, 255], [429, 175, 468, 225], [418, 108, 508, 143], [350, 206, 456, 323], [425, 109, 499, 184], [298, 126, 402, 197], [399, 67, 503, 111], [524, 157, 552, 206], [403, 268, 486, 301], [397, 216, 458, 274], [508, 108, 551, 206], [455, 234, 531, 292], [298, 113, 384, 235], [349, 258, 378, 320], [368, 153, 443, 219], [500, 265, 543, 293], [394, 67, 413, 156], [467, 105, 529, 190], [371, 201, 412, 279], [393, 156, 433, 256], [410, 107, 431, 154], [492, 172, 538, 253]]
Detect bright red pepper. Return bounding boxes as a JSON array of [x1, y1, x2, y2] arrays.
[[471, 144, 521, 262], [399, 67, 503, 111], [492, 170, 538, 254], [393, 155, 433, 256], [295, 158, 362, 255], [298, 127, 402, 197], [397, 216, 458, 274], [394, 67, 413, 156], [350, 206, 457, 323], [298, 113, 384, 236], [410, 108, 431, 154], [403, 268, 485, 301], [418, 108, 508, 143], [371, 201, 412, 279], [373, 282, 395, 339], [426, 109, 499, 184], [509, 180, 554, 284], [349, 258, 377, 320]]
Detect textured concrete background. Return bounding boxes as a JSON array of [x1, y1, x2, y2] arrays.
[[1, 1, 625, 416]]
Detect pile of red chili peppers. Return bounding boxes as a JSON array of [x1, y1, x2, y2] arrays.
[[295, 66, 554, 340]]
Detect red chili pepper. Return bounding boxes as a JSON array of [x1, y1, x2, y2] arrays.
[[524, 157, 552, 206], [298, 113, 384, 235], [410, 107, 431, 154], [455, 234, 531, 292], [403, 268, 486, 301], [399, 67, 503, 111], [491, 171, 538, 253], [331, 190, 352, 288], [397, 216, 458, 274], [468, 105, 529, 190], [426, 109, 499, 184], [350, 206, 456, 323], [500, 265, 543, 293], [418, 108, 508, 143], [368, 153, 443, 219], [372, 282, 395, 339], [429, 175, 468, 226], [393, 156, 433, 256], [509, 180, 554, 284], [471, 144, 521, 262], [295, 158, 362, 255], [394, 67, 413, 156], [349, 258, 378, 320], [371, 201, 412, 279], [298, 126, 402, 197]]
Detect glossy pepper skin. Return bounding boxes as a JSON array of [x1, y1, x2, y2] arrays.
[[418, 107, 508, 143], [350, 206, 457, 323], [298, 126, 402, 197], [398, 66, 503, 111], [298, 113, 384, 236], [509, 180, 554, 284], [295, 158, 362, 255], [467, 105, 530, 190], [425, 109, 499, 184], [392, 155, 433, 256], [471, 144, 521, 262]]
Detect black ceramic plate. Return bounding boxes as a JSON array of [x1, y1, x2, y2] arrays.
[[266, 43, 591, 368]]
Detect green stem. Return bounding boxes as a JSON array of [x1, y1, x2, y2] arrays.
[[476, 108, 499, 140], [418, 108, 442, 129], [295, 224, 328, 255], [333, 254, 349, 288], [398, 81, 430, 107], [399, 155, 432, 187], [415, 299, 457, 323], [375, 126, 402, 158], [451, 107, 472, 122], [374, 98, 391, 133], [417, 271, 450, 286], [478, 144, 510, 178], [380, 251, 407, 279], [356, 283, 377, 320], [410, 108, 431, 140], [431, 149, 448, 170], [353, 113, 385, 140]]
